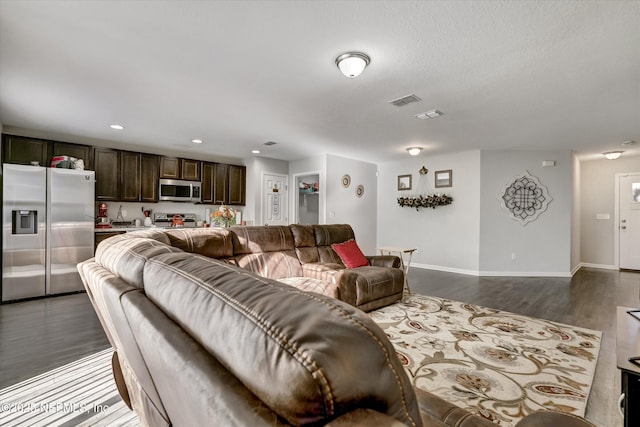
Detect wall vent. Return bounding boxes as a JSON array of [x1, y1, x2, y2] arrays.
[[388, 94, 422, 107], [263, 141, 278, 146]]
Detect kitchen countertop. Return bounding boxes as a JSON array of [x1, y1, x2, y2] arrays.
[[95, 226, 157, 233]]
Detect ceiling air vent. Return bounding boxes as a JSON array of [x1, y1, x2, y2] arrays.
[[388, 94, 422, 107], [263, 141, 278, 146], [415, 109, 444, 120]]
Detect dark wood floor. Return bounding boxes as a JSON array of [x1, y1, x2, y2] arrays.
[[0, 292, 110, 388], [1, 267, 637, 427]]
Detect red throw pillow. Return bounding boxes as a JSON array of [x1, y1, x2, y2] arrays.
[[332, 240, 369, 269]]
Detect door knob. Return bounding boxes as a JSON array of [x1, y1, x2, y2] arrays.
[[621, 219, 627, 223], [621, 226, 627, 229]]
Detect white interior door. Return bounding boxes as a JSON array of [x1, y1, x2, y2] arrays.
[[619, 173, 640, 270], [262, 173, 288, 225]]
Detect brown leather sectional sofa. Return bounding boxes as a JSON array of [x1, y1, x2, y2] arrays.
[[163, 224, 405, 312], [78, 225, 595, 427]]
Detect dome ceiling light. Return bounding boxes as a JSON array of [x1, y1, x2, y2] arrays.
[[407, 147, 423, 156], [335, 52, 370, 78], [603, 151, 624, 160]]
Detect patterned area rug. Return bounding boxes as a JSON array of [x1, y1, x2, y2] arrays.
[[370, 294, 601, 426]]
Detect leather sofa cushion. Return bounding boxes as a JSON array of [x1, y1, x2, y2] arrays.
[[313, 224, 355, 246], [165, 228, 233, 259], [229, 250, 303, 279], [278, 276, 340, 298], [229, 225, 295, 254], [142, 252, 422, 426], [94, 232, 181, 288]]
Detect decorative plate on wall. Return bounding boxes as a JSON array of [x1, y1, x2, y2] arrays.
[[341, 174, 351, 188], [355, 184, 364, 198], [499, 171, 552, 225]]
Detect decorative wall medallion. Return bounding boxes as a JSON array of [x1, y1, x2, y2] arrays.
[[341, 174, 351, 188], [355, 184, 364, 198], [500, 171, 552, 225]]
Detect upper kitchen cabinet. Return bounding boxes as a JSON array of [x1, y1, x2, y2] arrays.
[[94, 147, 120, 201], [2, 134, 92, 168], [140, 154, 159, 202], [51, 141, 92, 169], [159, 156, 200, 181], [228, 164, 246, 205], [2, 134, 51, 166], [120, 151, 141, 202], [201, 162, 246, 206]]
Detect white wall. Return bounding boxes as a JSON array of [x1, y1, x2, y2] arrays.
[[571, 153, 581, 273], [580, 156, 640, 267], [377, 151, 481, 273], [325, 154, 378, 255], [289, 155, 326, 224], [479, 150, 573, 276], [244, 156, 288, 225]]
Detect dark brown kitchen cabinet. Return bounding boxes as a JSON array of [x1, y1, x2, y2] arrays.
[[120, 152, 159, 202], [120, 151, 141, 202], [214, 163, 228, 204], [94, 147, 120, 201], [2, 134, 93, 168], [52, 141, 92, 169], [159, 156, 180, 179], [2, 134, 51, 166], [181, 158, 200, 181], [159, 156, 200, 181], [201, 162, 246, 206], [228, 165, 246, 205], [201, 162, 215, 204], [140, 154, 159, 202]]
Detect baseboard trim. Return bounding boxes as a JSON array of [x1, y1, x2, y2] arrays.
[[579, 262, 618, 271], [411, 263, 573, 278]]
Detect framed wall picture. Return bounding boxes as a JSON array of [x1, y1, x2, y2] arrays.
[[397, 174, 412, 191], [435, 170, 452, 188]]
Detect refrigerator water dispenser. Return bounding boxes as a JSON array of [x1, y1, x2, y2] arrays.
[[12, 210, 37, 234]]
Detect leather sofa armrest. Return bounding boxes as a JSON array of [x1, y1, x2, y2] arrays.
[[326, 409, 410, 426], [514, 411, 596, 427], [367, 255, 401, 268], [415, 388, 496, 427]]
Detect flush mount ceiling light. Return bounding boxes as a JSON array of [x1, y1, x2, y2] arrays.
[[407, 147, 423, 156], [109, 124, 124, 130], [603, 151, 624, 160], [191, 139, 203, 144], [415, 110, 443, 120], [251, 150, 260, 154], [335, 52, 370, 78]]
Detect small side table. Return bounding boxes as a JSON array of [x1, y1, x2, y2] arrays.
[[378, 246, 417, 293]]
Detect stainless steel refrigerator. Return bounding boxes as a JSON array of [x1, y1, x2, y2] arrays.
[[2, 164, 95, 302]]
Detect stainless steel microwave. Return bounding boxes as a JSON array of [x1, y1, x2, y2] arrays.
[[159, 179, 201, 202]]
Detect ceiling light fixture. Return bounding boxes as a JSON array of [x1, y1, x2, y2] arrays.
[[110, 124, 124, 130], [251, 150, 260, 154], [191, 139, 203, 144], [603, 151, 624, 160], [335, 52, 370, 78], [407, 147, 423, 156]]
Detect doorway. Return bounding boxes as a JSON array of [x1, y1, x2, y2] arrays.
[[261, 173, 288, 226], [294, 173, 320, 225], [616, 172, 640, 270]]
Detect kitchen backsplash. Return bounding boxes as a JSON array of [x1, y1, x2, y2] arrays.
[[100, 201, 248, 226]]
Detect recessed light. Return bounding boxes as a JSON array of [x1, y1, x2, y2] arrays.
[[414, 110, 443, 120], [110, 124, 124, 130], [191, 139, 203, 144], [251, 150, 260, 154]]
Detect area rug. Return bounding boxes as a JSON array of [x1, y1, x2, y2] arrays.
[[0, 348, 138, 427], [370, 294, 601, 426]]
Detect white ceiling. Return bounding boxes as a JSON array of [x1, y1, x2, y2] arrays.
[[1, 0, 639, 163]]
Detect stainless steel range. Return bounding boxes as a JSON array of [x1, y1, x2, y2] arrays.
[[153, 213, 197, 228]]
